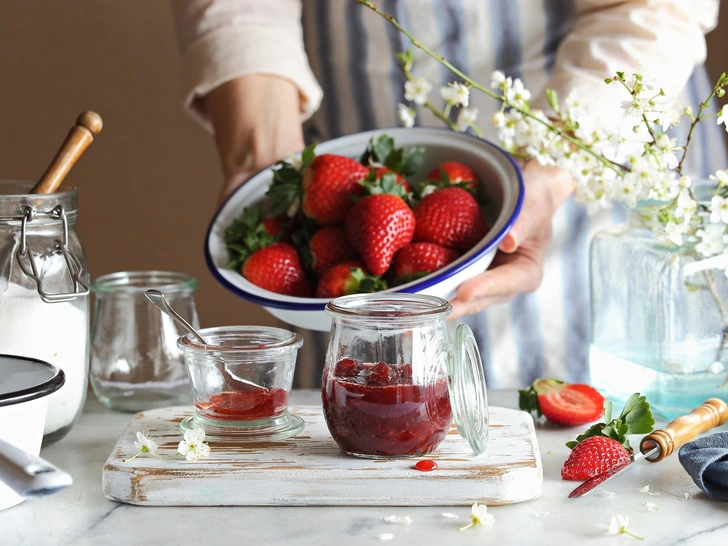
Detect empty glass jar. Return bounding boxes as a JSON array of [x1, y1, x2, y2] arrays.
[[90, 271, 198, 412], [177, 325, 304, 441], [321, 293, 488, 459]]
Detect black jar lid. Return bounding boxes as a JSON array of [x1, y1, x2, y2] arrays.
[[0, 354, 65, 407]]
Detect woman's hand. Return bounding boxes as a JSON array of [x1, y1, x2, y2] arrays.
[[202, 74, 304, 204], [449, 161, 575, 319]]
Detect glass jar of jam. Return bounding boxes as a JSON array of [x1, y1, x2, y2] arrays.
[[321, 293, 488, 459]]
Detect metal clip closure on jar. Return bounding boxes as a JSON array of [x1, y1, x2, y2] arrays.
[[321, 293, 489, 459], [14, 204, 88, 303]]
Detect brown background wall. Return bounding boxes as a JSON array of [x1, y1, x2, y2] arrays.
[[0, 1, 726, 330]]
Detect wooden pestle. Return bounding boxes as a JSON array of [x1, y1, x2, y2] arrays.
[[30, 111, 103, 194], [640, 398, 728, 462]]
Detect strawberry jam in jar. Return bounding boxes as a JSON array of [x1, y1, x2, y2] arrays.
[[177, 326, 305, 441], [322, 294, 489, 459]]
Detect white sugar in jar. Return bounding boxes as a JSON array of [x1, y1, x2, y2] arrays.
[[0, 181, 90, 443]]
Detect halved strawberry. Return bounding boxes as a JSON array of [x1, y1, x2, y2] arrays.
[[561, 436, 631, 481], [315, 261, 386, 298], [242, 242, 312, 297], [519, 379, 605, 426]]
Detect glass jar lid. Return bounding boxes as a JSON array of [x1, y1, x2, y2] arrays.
[[449, 324, 489, 455]]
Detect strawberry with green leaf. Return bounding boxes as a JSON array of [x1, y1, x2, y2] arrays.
[[561, 393, 656, 481], [305, 225, 358, 279], [265, 143, 317, 217], [315, 261, 387, 298], [359, 134, 424, 178], [242, 242, 312, 297], [224, 203, 284, 271]]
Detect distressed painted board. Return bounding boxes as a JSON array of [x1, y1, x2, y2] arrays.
[[102, 405, 542, 506]]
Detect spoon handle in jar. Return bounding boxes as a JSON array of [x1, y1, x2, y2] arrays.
[[30, 111, 103, 194]]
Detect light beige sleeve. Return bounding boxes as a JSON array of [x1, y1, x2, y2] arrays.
[[170, 0, 323, 131], [532, 0, 720, 116]]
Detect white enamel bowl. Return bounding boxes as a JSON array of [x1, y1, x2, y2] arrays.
[[205, 127, 524, 331]]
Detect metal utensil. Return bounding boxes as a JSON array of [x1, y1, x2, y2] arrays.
[[569, 398, 728, 498], [144, 289, 268, 393], [0, 438, 72, 499]]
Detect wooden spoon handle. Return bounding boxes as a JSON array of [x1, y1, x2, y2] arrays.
[[30, 111, 102, 194], [640, 398, 728, 462]]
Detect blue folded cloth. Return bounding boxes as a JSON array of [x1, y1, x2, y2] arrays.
[[679, 432, 728, 501]]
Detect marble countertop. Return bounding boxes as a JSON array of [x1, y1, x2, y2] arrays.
[[2, 390, 726, 546]]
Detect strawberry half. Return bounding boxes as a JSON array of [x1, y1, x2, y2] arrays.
[[393, 242, 460, 285], [346, 179, 415, 275], [561, 436, 631, 481], [315, 261, 387, 298], [242, 242, 312, 297], [302, 154, 369, 224], [519, 378, 605, 426], [414, 186, 488, 252]]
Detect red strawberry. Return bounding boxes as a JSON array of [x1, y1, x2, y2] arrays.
[[393, 243, 460, 284], [346, 194, 415, 275], [242, 242, 312, 297], [372, 167, 411, 193], [309, 226, 357, 278], [519, 379, 605, 426], [302, 154, 369, 224], [315, 261, 387, 298], [561, 436, 631, 481], [414, 187, 488, 252], [427, 161, 478, 191]]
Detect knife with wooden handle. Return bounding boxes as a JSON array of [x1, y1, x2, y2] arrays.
[[569, 398, 728, 498]]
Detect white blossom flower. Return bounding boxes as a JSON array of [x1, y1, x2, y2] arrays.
[[491, 70, 509, 90], [674, 189, 698, 224], [526, 144, 556, 167], [505, 78, 531, 107], [710, 170, 728, 187], [458, 503, 495, 531], [376, 533, 394, 541], [177, 427, 211, 462], [696, 224, 725, 257], [440, 82, 470, 107], [123, 431, 158, 462], [491, 111, 506, 128], [420, 184, 438, 198], [615, 176, 643, 208], [605, 515, 643, 540], [684, 106, 694, 118], [710, 196, 728, 224], [621, 97, 646, 119], [397, 103, 415, 128], [645, 502, 660, 512], [404, 77, 432, 105], [717, 104, 728, 129], [382, 515, 412, 525], [654, 134, 679, 169], [664, 221, 689, 246], [679, 175, 692, 189], [455, 106, 479, 132]]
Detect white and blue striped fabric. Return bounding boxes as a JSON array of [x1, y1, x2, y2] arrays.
[[291, 0, 727, 389]]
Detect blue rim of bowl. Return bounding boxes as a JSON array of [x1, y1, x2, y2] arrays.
[[204, 127, 525, 311]]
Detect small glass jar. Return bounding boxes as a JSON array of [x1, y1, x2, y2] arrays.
[[321, 293, 488, 459], [178, 326, 304, 441], [590, 208, 728, 419], [90, 271, 198, 412], [0, 180, 89, 444]]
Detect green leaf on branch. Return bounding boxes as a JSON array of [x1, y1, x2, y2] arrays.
[[546, 88, 560, 113]]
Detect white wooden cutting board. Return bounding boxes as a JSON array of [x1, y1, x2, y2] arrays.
[[102, 405, 542, 506]]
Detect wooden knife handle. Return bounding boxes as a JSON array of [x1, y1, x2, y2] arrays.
[[30, 111, 102, 194], [640, 398, 728, 462]]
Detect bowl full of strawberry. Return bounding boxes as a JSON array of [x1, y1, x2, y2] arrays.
[[205, 127, 524, 330]]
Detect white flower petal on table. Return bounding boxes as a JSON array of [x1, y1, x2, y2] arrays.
[[376, 533, 394, 541], [382, 515, 412, 526]]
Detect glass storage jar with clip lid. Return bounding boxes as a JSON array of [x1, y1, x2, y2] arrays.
[[321, 293, 489, 459], [0, 181, 90, 444]]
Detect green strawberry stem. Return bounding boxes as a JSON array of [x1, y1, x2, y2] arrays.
[[265, 143, 317, 217], [566, 393, 655, 452], [359, 133, 424, 177]]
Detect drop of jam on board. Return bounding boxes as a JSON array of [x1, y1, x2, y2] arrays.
[[195, 388, 288, 421], [414, 459, 438, 472], [321, 358, 452, 458]]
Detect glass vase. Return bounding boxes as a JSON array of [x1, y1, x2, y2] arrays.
[[590, 210, 728, 419]]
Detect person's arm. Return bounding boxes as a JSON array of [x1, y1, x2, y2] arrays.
[[451, 0, 719, 318], [170, 0, 322, 201]]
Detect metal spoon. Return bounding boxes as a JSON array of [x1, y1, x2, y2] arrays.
[[144, 289, 268, 393]]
